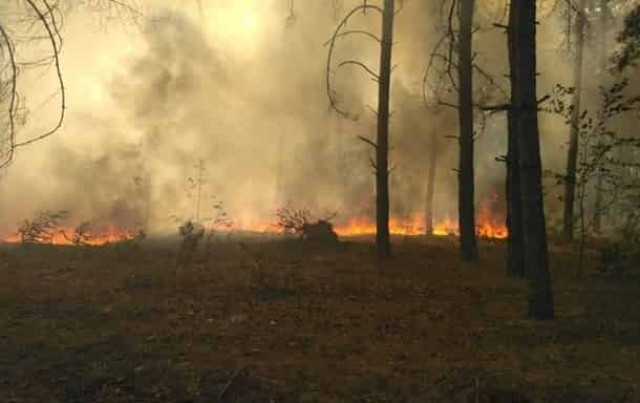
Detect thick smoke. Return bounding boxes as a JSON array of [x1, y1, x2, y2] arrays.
[[0, 0, 630, 236]]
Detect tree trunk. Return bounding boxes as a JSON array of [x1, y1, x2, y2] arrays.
[[425, 131, 438, 235], [458, 0, 478, 261], [509, 0, 555, 319], [562, 0, 586, 241], [376, 0, 394, 258], [593, 0, 609, 234], [506, 107, 525, 277]]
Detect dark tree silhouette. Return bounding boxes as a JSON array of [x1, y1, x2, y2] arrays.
[[326, 0, 398, 258], [506, 103, 525, 277], [508, 0, 554, 319], [457, 0, 478, 261], [422, 0, 508, 260], [424, 129, 438, 235]]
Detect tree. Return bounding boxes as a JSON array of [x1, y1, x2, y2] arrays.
[[506, 98, 525, 277], [562, 0, 587, 241], [593, 0, 611, 234], [457, 0, 478, 260], [423, 0, 506, 260], [424, 129, 438, 235], [508, 0, 554, 319], [326, 0, 398, 258]]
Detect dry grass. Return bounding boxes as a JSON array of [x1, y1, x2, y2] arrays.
[[0, 235, 638, 402]]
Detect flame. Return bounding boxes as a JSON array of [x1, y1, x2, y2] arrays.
[[332, 194, 507, 238], [1, 199, 508, 244], [1, 224, 136, 246], [334, 212, 507, 239]]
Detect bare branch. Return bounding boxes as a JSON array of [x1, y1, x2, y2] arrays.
[[323, 29, 381, 46], [368, 156, 377, 171], [438, 100, 460, 109], [0, 23, 18, 169], [480, 103, 510, 113], [13, 0, 66, 150], [338, 60, 380, 81], [358, 135, 378, 149], [326, 3, 383, 118]]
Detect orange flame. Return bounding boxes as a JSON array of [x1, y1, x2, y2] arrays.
[[333, 193, 507, 238], [333, 213, 507, 239], [1, 202, 508, 244], [1, 224, 136, 246]]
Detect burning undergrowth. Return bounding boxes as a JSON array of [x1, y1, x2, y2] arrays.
[[275, 206, 339, 246], [3, 209, 143, 246]]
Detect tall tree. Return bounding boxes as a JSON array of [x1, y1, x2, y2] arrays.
[[326, 0, 396, 258], [593, 0, 612, 233], [562, 0, 587, 241], [457, 0, 478, 260], [375, 0, 394, 257], [506, 104, 525, 277], [425, 130, 438, 235], [508, 0, 554, 319], [424, 0, 508, 259]]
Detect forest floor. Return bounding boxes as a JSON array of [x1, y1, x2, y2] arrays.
[[0, 234, 639, 402]]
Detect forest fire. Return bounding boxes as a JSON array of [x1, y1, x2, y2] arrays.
[[333, 213, 507, 239], [0, 212, 508, 245], [332, 193, 507, 238], [0, 224, 136, 246]]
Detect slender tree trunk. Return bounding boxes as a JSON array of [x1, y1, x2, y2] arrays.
[[425, 131, 438, 235], [195, 159, 203, 222], [509, 0, 555, 319], [458, 0, 478, 261], [506, 107, 525, 277], [275, 131, 286, 207], [376, 0, 394, 258], [593, 0, 609, 234], [563, 0, 586, 241]]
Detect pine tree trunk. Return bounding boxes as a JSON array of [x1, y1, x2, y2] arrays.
[[458, 0, 478, 261], [563, 0, 586, 241], [376, 0, 394, 258], [509, 0, 554, 319], [506, 107, 525, 277], [593, 0, 609, 234], [425, 131, 438, 235]]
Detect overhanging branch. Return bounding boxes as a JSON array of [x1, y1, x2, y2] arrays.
[[13, 0, 66, 150], [338, 60, 380, 81], [326, 3, 383, 119]]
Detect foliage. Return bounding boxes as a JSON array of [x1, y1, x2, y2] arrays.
[[614, 4, 640, 72], [544, 79, 640, 271]]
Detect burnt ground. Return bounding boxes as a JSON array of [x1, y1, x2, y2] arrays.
[[0, 235, 639, 402]]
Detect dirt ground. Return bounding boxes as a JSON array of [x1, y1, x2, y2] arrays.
[[0, 234, 638, 402]]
